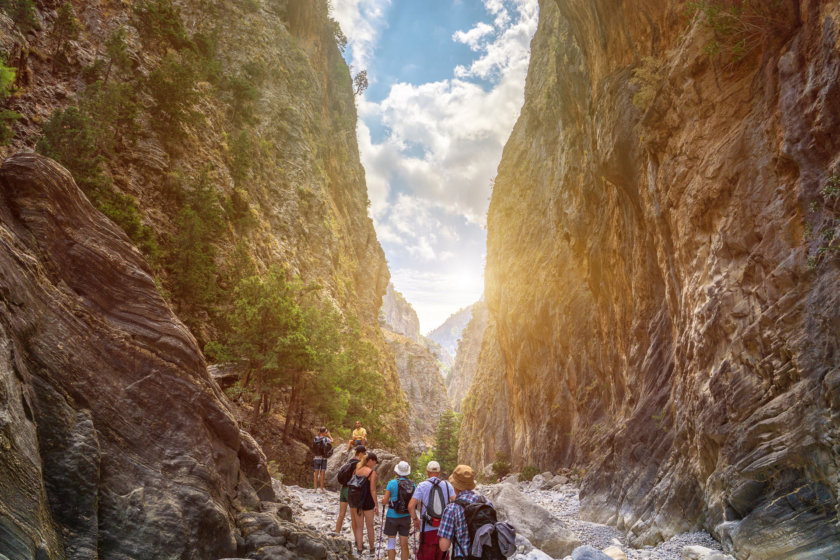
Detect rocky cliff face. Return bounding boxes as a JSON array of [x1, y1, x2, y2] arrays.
[[0, 154, 351, 559], [427, 304, 474, 357], [447, 301, 487, 411], [381, 282, 422, 342], [461, 0, 840, 558], [0, 0, 409, 453], [384, 329, 451, 453]]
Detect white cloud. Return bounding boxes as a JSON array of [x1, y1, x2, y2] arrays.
[[330, 0, 391, 71], [452, 22, 495, 51], [390, 268, 484, 333]]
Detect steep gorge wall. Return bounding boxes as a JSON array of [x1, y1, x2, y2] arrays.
[[0, 154, 352, 559], [461, 0, 840, 558], [0, 0, 409, 446], [447, 301, 487, 411]]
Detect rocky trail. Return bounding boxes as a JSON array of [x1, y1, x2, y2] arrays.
[[276, 474, 727, 560]]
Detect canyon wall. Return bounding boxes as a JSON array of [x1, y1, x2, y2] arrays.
[[461, 0, 840, 558], [0, 0, 409, 449], [447, 301, 487, 411], [381, 282, 422, 342], [0, 154, 351, 559]]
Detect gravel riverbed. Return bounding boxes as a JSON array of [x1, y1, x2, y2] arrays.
[[276, 480, 724, 560]]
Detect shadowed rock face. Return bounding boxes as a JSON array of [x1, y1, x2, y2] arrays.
[[447, 301, 487, 411], [0, 154, 294, 559], [461, 0, 840, 558]]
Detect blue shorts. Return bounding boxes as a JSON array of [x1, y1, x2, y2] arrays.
[[313, 457, 327, 471]]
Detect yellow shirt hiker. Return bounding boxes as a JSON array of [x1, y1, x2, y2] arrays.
[[347, 421, 368, 451]]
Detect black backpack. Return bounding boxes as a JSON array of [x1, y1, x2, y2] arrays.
[[347, 471, 371, 508], [423, 478, 448, 522], [313, 436, 333, 458], [454, 496, 506, 560], [337, 458, 359, 486], [392, 477, 416, 514]]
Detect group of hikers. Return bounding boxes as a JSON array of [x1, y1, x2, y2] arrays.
[[313, 422, 515, 560]]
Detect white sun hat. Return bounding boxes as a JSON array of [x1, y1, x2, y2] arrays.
[[426, 461, 441, 472], [395, 461, 411, 476]]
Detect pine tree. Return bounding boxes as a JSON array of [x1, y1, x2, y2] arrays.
[[434, 410, 461, 476]]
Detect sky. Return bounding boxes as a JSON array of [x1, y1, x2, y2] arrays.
[[332, 0, 539, 332]]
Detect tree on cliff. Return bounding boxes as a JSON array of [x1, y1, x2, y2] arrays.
[[208, 267, 394, 444], [434, 410, 461, 476]]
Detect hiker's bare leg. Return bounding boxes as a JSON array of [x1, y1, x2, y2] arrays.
[[365, 510, 375, 550], [351, 508, 364, 549], [400, 535, 409, 560]]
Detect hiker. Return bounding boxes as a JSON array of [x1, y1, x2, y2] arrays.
[[334, 445, 366, 535], [347, 420, 368, 451], [348, 451, 379, 555], [312, 426, 333, 492], [382, 461, 415, 560], [409, 460, 456, 560]]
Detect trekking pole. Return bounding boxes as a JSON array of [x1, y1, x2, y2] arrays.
[[376, 503, 385, 560]]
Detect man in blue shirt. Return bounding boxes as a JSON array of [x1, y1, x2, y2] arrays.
[[438, 464, 491, 559], [382, 460, 415, 560]]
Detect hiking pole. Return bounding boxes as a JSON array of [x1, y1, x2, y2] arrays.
[[376, 503, 385, 560]]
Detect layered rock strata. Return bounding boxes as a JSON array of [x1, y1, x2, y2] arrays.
[[447, 301, 487, 411], [462, 0, 840, 558], [0, 0, 409, 447], [0, 154, 349, 559]]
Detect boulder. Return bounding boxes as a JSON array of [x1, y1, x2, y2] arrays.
[[571, 545, 614, 560], [483, 483, 581, 557], [603, 545, 628, 560], [682, 546, 735, 560], [551, 475, 569, 486], [530, 474, 547, 489], [324, 448, 400, 490]]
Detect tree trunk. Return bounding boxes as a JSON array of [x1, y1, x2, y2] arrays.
[[251, 369, 263, 426], [283, 384, 299, 444]]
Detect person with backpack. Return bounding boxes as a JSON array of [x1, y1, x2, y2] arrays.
[[381, 461, 415, 560], [312, 426, 333, 492], [438, 464, 516, 560], [334, 445, 366, 536], [409, 460, 456, 560], [348, 451, 379, 556]]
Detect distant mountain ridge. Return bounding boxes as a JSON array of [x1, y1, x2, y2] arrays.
[[426, 304, 476, 358]]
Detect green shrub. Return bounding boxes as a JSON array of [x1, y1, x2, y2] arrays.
[[170, 169, 224, 308], [0, 0, 39, 33], [147, 51, 202, 134], [520, 465, 540, 482], [80, 80, 140, 156], [686, 0, 787, 63], [806, 173, 840, 270], [0, 57, 20, 145], [491, 452, 511, 480], [36, 105, 157, 259], [133, 0, 192, 52], [630, 56, 661, 111], [410, 449, 435, 484]]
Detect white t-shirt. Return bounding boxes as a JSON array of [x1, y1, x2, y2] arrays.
[[412, 477, 455, 531]]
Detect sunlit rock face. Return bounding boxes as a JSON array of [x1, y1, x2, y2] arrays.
[[447, 302, 487, 411], [381, 283, 422, 343], [461, 0, 840, 557]]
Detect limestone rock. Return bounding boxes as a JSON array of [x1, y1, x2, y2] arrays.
[[603, 545, 628, 560], [571, 546, 613, 560], [325, 448, 401, 491], [460, 0, 840, 557], [380, 283, 421, 343], [445, 301, 487, 411], [383, 329, 451, 452], [482, 482, 581, 557], [427, 304, 475, 358], [682, 546, 735, 560], [0, 153, 329, 559]]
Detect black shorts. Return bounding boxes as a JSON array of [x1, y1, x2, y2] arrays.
[[384, 516, 411, 537]]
